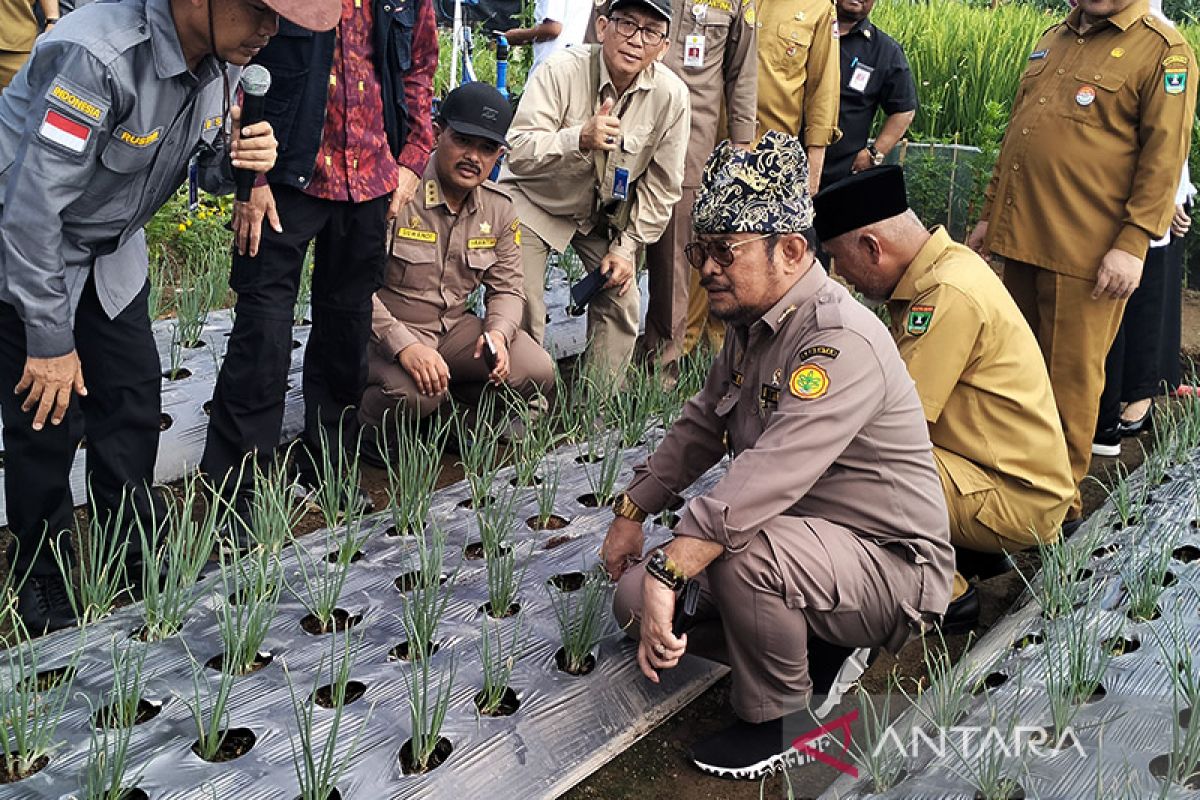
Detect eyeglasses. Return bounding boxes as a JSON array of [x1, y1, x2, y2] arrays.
[[684, 234, 774, 269], [608, 16, 669, 46]]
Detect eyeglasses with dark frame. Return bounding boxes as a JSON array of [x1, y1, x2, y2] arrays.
[[684, 233, 774, 269], [608, 15, 669, 46]]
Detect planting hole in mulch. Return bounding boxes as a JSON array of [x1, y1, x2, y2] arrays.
[[1173, 544, 1200, 563], [21, 665, 74, 693], [118, 790, 149, 800], [300, 608, 362, 635], [292, 339, 303, 350], [549, 572, 586, 592], [161, 368, 192, 381], [312, 680, 367, 709], [511, 475, 543, 487], [202, 400, 213, 416], [394, 571, 448, 592], [1128, 605, 1163, 623], [526, 514, 570, 531], [575, 453, 604, 464], [399, 736, 453, 775], [1012, 632, 1043, 650], [458, 495, 494, 510], [1082, 684, 1107, 704], [1150, 754, 1200, 789], [191, 727, 257, 763], [474, 686, 520, 717], [972, 671, 1009, 695], [294, 793, 340, 800], [1104, 636, 1141, 657], [0, 753, 49, 784], [464, 541, 511, 560], [554, 647, 597, 676], [544, 534, 573, 549], [205, 650, 274, 676], [159, 413, 173, 432], [389, 640, 441, 662], [655, 512, 681, 529], [385, 523, 418, 537], [1164, 571, 1179, 588], [1074, 568, 1094, 582], [1091, 543, 1121, 559], [973, 790, 1024, 800], [93, 698, 162, 728], [324, 548, 364, 565], [576, 493, 606, 508], [1113, 516, 1140, 531], [480, 601, 521, 619], [1181, 707, 1194, 728]]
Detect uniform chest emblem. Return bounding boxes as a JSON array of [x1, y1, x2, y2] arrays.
[[789, 364, 830, 400], [1075, 85, 1096, 107], [203, 115, 223, 131], [479, 221, 492, 235], [906, 304, 934, 336]]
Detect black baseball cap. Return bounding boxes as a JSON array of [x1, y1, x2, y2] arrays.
[[438, 82, 513, 147], [608, 0, 672, 23]]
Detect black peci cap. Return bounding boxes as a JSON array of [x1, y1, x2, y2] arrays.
[[608, 0, 672, 23], [812, 165, 909, 242], [438, 82, 513, 147]]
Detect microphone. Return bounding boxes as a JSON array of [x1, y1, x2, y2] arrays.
[[234, 64, 272, 202]]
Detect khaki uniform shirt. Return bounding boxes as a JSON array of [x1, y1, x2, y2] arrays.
[[584, 0, 758, 187], [500, 44, 690, 262], [887, 228, 1074, 539], [626, 264, 954, 620], [982, 0, 1197, 277], [0, 0, 37, 55], [371, 158, 523, 359], [755, 0, 841, 146]]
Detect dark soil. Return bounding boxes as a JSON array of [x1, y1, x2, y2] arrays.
[[474, 686, 521, 717], [555, 647, 597, 676], [0, 753, 49, 784], [389, 640, 440, 662], [527, 513, 570, 531], [313, 680, 367, 709], [191, 727, 256, 763], [294, 791, 340, 800], [324, 548, 364, 565], [93, 698, 162, 728], [394, 571, 448, 593], [545, 534, 574, 549], [577, 493, 605, 508], [399, 736, 453, 775], [549, 572, 586, 592], [300, 608, 361, 636], [463, 541, 511, 560], [1150, 753, 1200, 790], [205, 650, 273, 676], [481, 601, 521, 619], [22, 665, 74, 693]]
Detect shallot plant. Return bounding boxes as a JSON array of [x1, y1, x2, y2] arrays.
[[289, 525, 361, 635], [476, 614, 524, 716], [217, 545, 282, 675], [241, 455, 307, 554], [399, 524, 453, 661], [53, 484, 132, 624], [457, 393, 504, 510], [402, 648, 455, 774], [946, 689, 1027, 800], [1043, 612, 1111, 738], [577, 426, 624, 507], [1153, 615, 1200, 789], [0, 621, 81, 782], [181, 642, 239, 762], [532, 457, 562, 528], [547, 566, 609, 674], [848, 672, 907, 793], [380, 407, 449, 538], [78, 640, 148, 799], [1120, 535, 1173, 623]]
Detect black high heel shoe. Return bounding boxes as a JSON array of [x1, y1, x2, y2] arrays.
[[1117, 399, 1153, 437]]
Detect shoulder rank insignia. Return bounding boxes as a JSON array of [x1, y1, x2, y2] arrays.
[[424, 180, 439, 207], [906, 304, 934, 336], [480, 221, 492, 235], [731, 370, 744, 387], [789, 364, 829, 400]]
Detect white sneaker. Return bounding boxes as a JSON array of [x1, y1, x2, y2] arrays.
[[813, 647, 872, 719]]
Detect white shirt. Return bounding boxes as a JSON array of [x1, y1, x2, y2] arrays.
[[531, 0, 592, 71]]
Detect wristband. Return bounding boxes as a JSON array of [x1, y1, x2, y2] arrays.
[[646, 547, 687, 592]]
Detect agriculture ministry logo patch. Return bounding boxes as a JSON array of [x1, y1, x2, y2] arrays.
[[906, 304, 935, 336], [789, 364, 830, 400]]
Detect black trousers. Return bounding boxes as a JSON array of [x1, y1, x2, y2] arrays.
[[1097, 239, 1180, 430], [0, 273, 163, 578], [201, 185, 388, 495]]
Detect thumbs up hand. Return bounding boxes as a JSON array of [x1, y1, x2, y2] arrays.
[[580, 97, 621, 151]]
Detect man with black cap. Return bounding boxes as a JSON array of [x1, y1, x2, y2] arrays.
[[599, 132, 953, 779], [815, 166, 1073, 632], [0, 0, 317, 632], [358, 82, 555, 434], [502, 0, 689, 384]]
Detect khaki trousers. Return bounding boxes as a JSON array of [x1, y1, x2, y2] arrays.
[[1003, 260, 1126, 518], [520, 225, 640, 382], [640, 187, 695, 368], [683, 264, 726, 355], [0, 50, 30, 93], [358, 315, 555, 425], [614, 520, 922, 723], [932, 446, 1066, 554]]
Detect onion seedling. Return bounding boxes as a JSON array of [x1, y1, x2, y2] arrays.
[[1152, 615, 1200, 789], [0, 620, 81, 782], [402, 648, 455, 774], [476, 614, 523, 716], [52, 485, 133, 625], [399, 525, 453, 661], [546, 566, 609, 674], [902, 627, 987, 730], [577, 427, 624, 507], [307, 422, 368, 533], [532, 458, 562, 528], [180, 642, 239, 762], [290, 526, 361, 635], [945, 688, 1027, 800], [484, 542, 529, 619], [217, 546, 281, 675], [1043, 612, 1111, 738], [1121, 536, 1173, 623], [78, 640, 149, 799], [379, 408, 449, 538], [294, 248, 314, 326], [848, 672, 907, 793]]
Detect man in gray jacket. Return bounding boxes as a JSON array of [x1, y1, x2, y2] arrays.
[[0, 0, 327, 632]]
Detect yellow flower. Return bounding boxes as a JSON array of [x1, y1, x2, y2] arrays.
[[178, 223, 187, 232]]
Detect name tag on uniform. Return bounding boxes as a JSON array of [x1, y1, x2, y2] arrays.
[[468, 237, 497, 249], [612, 167, 630, 201], [849, 63, 874, 93], [684, 34, 706, 68], [397, 227, 437, 243]]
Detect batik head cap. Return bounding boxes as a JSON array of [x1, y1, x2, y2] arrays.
[[692, 130, 814, 235]]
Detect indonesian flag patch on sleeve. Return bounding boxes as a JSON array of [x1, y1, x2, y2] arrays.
[[39, 108, 93, 154]]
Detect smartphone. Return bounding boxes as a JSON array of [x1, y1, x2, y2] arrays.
[[482, 332, 499, 371], [672, 579, 701, 637], [568, 269, 607, 317]]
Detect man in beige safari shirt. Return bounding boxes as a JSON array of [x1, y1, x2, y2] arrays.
[[501, 0, 689, 382], [599, 131, 953, 781]]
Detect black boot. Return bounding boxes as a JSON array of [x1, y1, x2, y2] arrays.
[[16, 574, 77, 635]]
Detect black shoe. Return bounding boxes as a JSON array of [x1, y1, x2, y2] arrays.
[[293, 476, 375, 516], [690, 715, 799, 780], [1091, 426, 1121, 457], [15, 574, 77, 635], [1117, 400, 1154, 437], [936, 585, 980, 636], [357, 426, 391, 470], [1061, 517, 1084, 539], [216, 495, 257, 553]]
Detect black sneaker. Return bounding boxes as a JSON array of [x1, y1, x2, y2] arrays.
[[690, 716, 795, 780], [16, 574, 77, 635], [935, 584, 980, 636], [1092, 427, 1121, 457]]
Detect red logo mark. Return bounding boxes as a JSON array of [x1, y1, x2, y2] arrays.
[[791, 709, 859, 777]]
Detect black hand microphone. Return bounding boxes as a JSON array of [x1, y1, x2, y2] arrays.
[[234, 64, 272, 202]]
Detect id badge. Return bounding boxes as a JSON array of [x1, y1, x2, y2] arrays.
[[612, 167, 630, 201], [187, 157, 199, 211], [684, 34, 706, 68], [849, 63, 874, 93]]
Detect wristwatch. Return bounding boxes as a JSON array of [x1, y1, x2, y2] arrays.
[[646, 548, 688, 592], [867, 144, 885, 166], [612, 492, 647, 523]]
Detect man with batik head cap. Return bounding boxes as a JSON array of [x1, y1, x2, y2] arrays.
[[599, 131, 953, 780], [815, 166, 1073, 636]]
